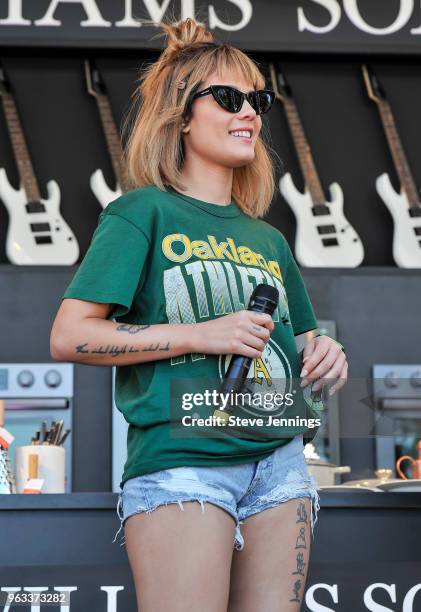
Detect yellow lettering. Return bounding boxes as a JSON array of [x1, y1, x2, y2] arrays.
[[191, 240, 214, 259], [162, 233, 283, 283], [268, 260, 282, 281], [255, 252, 272, 275], [162, 233, 191, 262], [237, 246, 259, 266], [207, 235, 234, 261], [227, 238, 240, 263], [252, 357, 272, 385]]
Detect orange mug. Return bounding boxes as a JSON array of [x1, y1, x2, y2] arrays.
[[396, 441, 421, 480]]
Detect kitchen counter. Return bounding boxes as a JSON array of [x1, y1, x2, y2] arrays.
[[1, 489, 421, 509]]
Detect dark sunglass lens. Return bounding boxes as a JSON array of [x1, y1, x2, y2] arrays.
[[247, 91, 273, 115], [215, 86, 242, 112], [257, 91, 274, 114]]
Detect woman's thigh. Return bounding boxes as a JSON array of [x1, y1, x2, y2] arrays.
[[124, 500, 235, 612], [228, 436, 320, 612], [228, 496, 312, 612]]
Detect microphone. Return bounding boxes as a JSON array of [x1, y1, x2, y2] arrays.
[[213, 284, 279, 425]]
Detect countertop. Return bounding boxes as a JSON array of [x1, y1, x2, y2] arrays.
[[1, 491, 421, 510]]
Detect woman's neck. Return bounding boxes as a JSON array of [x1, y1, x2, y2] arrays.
[[176, 158, 233, 206]]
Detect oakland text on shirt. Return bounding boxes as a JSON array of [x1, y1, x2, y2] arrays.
[[162, 232, 282, 280], [161, 231, 291, 366]]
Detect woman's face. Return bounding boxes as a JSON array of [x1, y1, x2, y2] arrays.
[[181, 71, 262, 168]]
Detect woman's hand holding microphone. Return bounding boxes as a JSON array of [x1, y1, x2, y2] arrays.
[[189, 312, 348, 399], [191, 310, 274, 359]]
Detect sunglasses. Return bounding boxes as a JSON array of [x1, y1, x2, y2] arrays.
[[190, 85, 275, 115]]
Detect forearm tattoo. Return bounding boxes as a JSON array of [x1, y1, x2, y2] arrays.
[[75, 342, 170, 357], [115, 324, 151, 334], [72, 322, 171, 358]]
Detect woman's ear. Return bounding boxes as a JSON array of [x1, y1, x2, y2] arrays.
[[181, 120, 191, 135]]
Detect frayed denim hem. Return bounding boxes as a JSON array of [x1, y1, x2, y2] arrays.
[[112, 492, 245, 551]]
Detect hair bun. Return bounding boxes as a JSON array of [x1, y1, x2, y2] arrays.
[[161, 17, 215, 57]]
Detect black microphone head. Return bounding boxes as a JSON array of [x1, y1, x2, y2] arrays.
[[248, 284, 279, 314]]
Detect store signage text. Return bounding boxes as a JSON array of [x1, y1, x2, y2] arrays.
[[1, 0, 421, 37], [0, 0, 253, 31], [299, 0, 421, 36], [306, 582, 421, 611]]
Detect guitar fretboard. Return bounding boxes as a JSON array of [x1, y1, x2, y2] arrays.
[[96, 95, 130, 192], [282, 97, 325, 206], [1, 93, 40, 201], [377, 100, 419, 208]]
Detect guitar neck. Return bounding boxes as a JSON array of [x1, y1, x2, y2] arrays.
[[96, 96, 129, 191], [1, 93, 40, 201], [283, 98, 326, 205], [377, 100, 419, 207]]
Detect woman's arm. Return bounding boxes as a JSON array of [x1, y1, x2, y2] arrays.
[[50, 298, 193, 366], [50, 299, 274, 367]]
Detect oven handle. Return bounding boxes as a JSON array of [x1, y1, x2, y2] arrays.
[[3, 398, 69, 410], [379, 398, 421, 410]]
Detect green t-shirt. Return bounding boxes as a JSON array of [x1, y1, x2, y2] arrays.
[[62, 185, 319, 489]]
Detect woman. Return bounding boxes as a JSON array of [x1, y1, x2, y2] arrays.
[[50, 16, 348, 612]]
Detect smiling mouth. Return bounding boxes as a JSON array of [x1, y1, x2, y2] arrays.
[[229, 131, 253, 141]]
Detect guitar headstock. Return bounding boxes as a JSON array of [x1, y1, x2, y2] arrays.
[[84, 59, 106, 98], [268, 62, 292, 103], [362, 64, 386, 104], [0, 63, 11, 97]]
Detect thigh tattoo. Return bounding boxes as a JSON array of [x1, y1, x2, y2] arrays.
[[288, 498, 311, 607]]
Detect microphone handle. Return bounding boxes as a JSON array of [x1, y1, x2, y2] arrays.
[[222, 289, 277, 393], [213, 284, 279, 425], [218, 295, 276, 403], [220, 358, 253, 395]]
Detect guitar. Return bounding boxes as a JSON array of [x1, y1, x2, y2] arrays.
[[268, 62, 364, 268], [0, 64, 79, 265], [362, 64, 421, 268], [84, 59, 129, 208]]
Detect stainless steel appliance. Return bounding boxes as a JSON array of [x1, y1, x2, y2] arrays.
[[372, 364, 421, 478], [0, 363, 73, 492]]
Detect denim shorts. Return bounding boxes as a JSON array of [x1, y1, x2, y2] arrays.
[[112, 433, 320, 552]]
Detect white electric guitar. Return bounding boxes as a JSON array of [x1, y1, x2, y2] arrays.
[[269, 63, 364, 268], [362, 65, 421, 268], [0, 66, 79, 265], [85, 59, 129, 208]]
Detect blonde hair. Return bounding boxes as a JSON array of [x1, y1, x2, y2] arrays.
[[122, 16, 278, 218]]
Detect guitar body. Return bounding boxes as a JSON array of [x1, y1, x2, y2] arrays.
[[280, 172, 365, 268], [90, 168, 122, 209], [362, 65, 421, 268], [85, 61, 127, 205], [0, 168, 79, 265], [376, 172, 421, 268]]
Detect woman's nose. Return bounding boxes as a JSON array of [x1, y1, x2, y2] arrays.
[[239, 98, 257, 117]]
